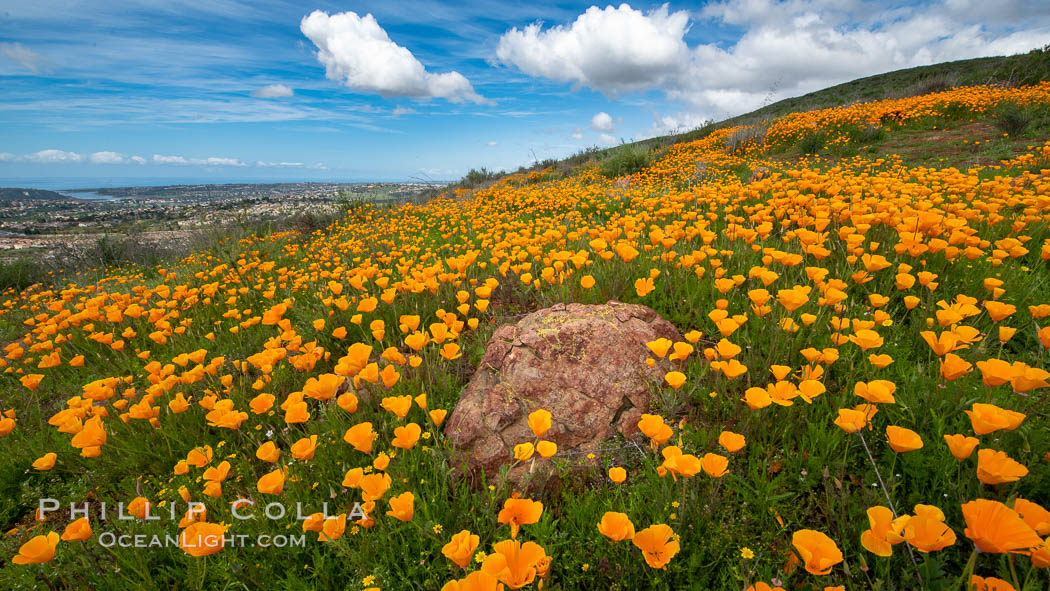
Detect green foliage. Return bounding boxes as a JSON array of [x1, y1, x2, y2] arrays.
[[0, 258, 50, 292], [459, 167, 504, 189], [599, 146, 651, 179], [796, 131, 827, 154], [287, 199, 361, 236], [991, 100, 1050, 136], [91, 234, 174, 268]]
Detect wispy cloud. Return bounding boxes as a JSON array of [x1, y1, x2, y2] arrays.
[[0, 42, 48, 74], [256, 160, 304, 167], [152, 154, 245, 166], [0, 95, 395, 128], [3, 149, 277, 167]]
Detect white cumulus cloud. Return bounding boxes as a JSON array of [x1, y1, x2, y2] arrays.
[[301, 10, 488, 104], [0, 152, 15, 162], [590, 111, 615, 131], [153, 154, 189, 165], [25, 149, 83, 163], [496, 4, 691, 95], [253, 84, 294, 98], [88, 151, 129, 164], [571, 127, 584, 140], [598, 133, 618, 146], [499, 1, 1050, 123]]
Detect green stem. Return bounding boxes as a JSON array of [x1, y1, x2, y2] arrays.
[[1008, 554, 1020, 591], [857, 431, 923, 585], [953, 548, 977, 591]]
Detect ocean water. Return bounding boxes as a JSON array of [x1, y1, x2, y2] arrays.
[[60, 190, 118, 201]]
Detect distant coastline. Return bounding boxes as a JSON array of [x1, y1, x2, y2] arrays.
[[0, 180, 448, 202]]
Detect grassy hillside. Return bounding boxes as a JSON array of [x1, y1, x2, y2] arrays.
[[679, 46, 1050, 134], [486, 46, 1050, 184], [0, 188, 72, 201], [0, 74, 1049, 591]]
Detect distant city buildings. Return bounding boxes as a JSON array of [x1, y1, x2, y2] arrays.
[[0, 182, 443, 254]]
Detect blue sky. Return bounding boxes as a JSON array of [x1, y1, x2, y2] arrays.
[[1, 0, 1047, 184]]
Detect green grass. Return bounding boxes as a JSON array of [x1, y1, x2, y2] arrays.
[[599, 146, 652, 179]]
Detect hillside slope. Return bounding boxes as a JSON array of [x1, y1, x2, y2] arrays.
[[486, 46, 1050, 183], [0, 188, 72, 201]]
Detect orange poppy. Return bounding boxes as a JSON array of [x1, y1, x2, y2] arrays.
[[61, 517, 92, 542], [637, 414, 673, 444], [527, 409, 551, 437], [969, 575, 1018, 591], [901, 514, 956, 552], [718, 430, 746, 452], [632, 524, 680, 569], [943, 434, 979, 460], [344, 422, 376, 454], [257, 468, 286, 495], [976, 449, 1028, 485], [1013, 498, 1050, 535], [497, 498, 543, 539], [12, 532, 60, 564], [597, 512, 635, 542], [179, 522, 226, 557], [441, 529, 480, 568], [791, 529, 843, 575], [481, 539, 547, 589], [961, 499, 1042, 553], [965, 403, 1025, 435], [386, 491, 414, 522], [886, 426, 923, 452]]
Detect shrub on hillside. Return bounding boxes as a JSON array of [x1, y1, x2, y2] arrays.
[[599, 146, 651, 179], [459, 167, 503, 189], [0, 257, 51, 291], [991, 100, 1049, 136], [796, 130, 827, 154]]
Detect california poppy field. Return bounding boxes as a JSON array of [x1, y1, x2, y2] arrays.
[[1, 81, 1049, 591]]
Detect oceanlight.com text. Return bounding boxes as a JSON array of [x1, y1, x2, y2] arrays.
[[97, 532, 306, 549]]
